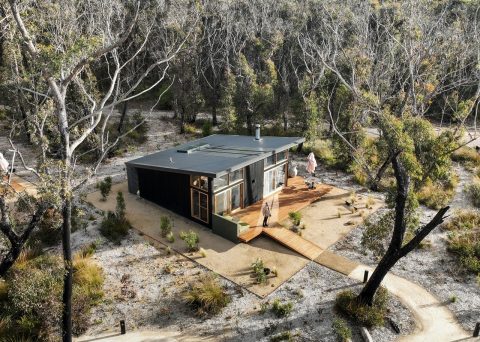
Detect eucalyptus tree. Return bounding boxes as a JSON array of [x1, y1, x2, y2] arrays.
[[5, 0, 194, 340]]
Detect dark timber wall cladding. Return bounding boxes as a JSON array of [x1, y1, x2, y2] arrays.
[[244, 159, 264, 206], [137, 168, 190, 218]]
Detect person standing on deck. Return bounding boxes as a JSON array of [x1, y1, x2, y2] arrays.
[[262, 202, 271, 227]]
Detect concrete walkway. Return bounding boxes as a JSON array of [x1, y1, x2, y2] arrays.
[[315, 251, 475, 342], [76, 330, 214, 342]]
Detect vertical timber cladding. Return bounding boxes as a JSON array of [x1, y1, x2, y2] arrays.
[[244, 159, 264, 206], [136, 168, 191, 218]]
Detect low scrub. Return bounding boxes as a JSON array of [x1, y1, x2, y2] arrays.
[[160, 216, 172, 237], [251, 258, 268, 284], [417, 178, 457, 210], [96, 176, 112, 201], [0, 253, 104, 340], [335, 287, 389, 327], [332, 317, 352, 342], [100, 192, 130, 244], [271, 299, 293, 317], [451, 146, 480, 169], [466, 179, 480, 208], [443, 210, 480, 274], [183, 273, 230, 315], [179, 230, 199, 251]]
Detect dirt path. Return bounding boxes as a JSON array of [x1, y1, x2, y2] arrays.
[[315, 251, 475, 342]]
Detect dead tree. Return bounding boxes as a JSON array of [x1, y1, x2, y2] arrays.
[[357, 153, 449, 305]]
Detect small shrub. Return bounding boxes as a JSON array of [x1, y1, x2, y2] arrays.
[[271, 299, 293, 317], [179, 230, 199, 251], [183, 123, 197, 135], [251, 258, 267, 284], [77, 242, 97, 258], [271, 267, 278, 277], [202, 120, 213, 137], [466, 179, 480, 207], [100, 211, 130, 244], [260, 301, 269, 314], [96, 177, 112, 201], [166, 231, 175, 243], [332, 317, 352, 342], [199, 247, 207, 257], [449, 295, 457, 303], [160, 216, 172, 237], [335, 287, 389, 327], [100, 192, 130, 244], [183, 273, 230, 315], [288, 211, 302, 226], [165, 246, 172, 255], [164, 263, 174, 274]]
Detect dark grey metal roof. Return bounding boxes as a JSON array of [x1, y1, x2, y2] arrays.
[[126, 134, 305, 178]]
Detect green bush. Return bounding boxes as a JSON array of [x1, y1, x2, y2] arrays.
[[0, 254, 103, 340], [96, 177, 112, 201], [335, 287, 389, 327], [288, 211, 302, 226], [251, 258, 267, 284], [179, 230, 199, 251], [183, 273, 230, 315], [443, 210, 480, 274], [271, 299, 293, 317], [466, 179, 480, 207], [160, 216, 172, 237], [332, 317, 352, 342], [100, 192, 130, 244], [202, 120, 213, 137]]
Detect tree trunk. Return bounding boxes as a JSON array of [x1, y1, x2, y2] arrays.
[[369, 152, 394, 191], [117, 101, 128, 133], [283, 111, 288, 131], [61, 196, 73, 342], [0, 240, 22, 277], [0, 199, 47, 277], [212, 103, 217, 126], [357, 154, 449, 305]]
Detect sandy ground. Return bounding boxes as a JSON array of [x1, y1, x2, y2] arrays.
[[86, 181, 384, 298]]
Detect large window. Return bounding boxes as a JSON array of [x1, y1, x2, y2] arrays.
[[213, 169, 243, 192], [214, 183, 243, 214], [264, 150, 288, 169], [191, 189, 209, 223], [191, 175, 208, 192], [263, 164, 286, 196]]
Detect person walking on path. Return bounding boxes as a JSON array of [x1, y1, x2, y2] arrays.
[[262, 202, 271, 227]]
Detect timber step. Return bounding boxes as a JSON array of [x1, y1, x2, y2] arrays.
[[263, 227, 323, 260], [238, 226, 323, 260]]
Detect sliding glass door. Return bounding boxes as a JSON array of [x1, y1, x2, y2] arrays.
[[263, 164, 286, 197], [214, 183, 243, 215]]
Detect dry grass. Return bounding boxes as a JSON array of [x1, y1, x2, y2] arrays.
[[451, 146, 480, 169], [183, 273, 230, 315], [73, 253, 104, 302]]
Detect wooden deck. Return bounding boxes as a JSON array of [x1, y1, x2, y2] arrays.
[[238, 227, 263, 243], [236, 176, 329, 258], [263, 228, 323, 260]]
